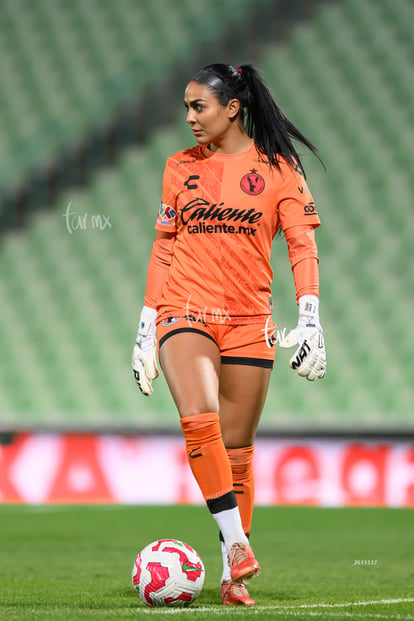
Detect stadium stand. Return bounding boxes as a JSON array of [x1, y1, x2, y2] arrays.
[[0, 0, 412, 432], [0, 0, 258, 228]]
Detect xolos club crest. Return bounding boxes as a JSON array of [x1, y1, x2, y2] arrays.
[[240, 169, 265, 196]]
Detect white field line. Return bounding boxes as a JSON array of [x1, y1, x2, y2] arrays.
[[280, 598, 414, 610], [269, 612, 414, 620], [276, 610, 414, 621], [140, 598, 414, 614]]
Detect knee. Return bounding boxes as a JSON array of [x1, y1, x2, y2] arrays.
[[178, 402, 220, 419]]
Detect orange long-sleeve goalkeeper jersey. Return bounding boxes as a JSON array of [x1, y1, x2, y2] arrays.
[[155, 141, 320, 324]]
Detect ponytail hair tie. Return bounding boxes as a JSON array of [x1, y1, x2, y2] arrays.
[[236, 66, 243, 75]]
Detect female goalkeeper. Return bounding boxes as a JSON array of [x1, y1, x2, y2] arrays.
[[132, 63, 326, 606]]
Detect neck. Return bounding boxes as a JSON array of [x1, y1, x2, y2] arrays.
[[208, 129, 252, 155]]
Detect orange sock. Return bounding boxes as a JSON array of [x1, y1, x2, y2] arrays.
[[227, 446, 255, 535], [180, 413, 234, 501]]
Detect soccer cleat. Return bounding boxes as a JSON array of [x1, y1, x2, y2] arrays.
[[221, 580, 255, 606], [228, 542, 260, 583]]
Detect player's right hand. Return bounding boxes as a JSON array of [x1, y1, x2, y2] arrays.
[[132, 306, 159, 396]]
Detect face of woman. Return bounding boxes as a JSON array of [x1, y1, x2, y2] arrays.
[[184, 81, 238, 147]]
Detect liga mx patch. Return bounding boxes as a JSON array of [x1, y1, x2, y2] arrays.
[[158, 203, 176, 225]]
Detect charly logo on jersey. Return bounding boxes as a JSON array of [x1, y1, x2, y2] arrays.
[[158, 203, 176, 225], [184, 175, 200, 190], [240, 169, 265, 196]]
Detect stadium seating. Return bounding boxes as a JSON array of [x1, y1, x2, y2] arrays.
[[262, 0, 414, 430], [0, 0, 256, 193], [0, 0, 413, 431]]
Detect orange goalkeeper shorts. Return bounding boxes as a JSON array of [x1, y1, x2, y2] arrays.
[[157, 314, 276, 368]]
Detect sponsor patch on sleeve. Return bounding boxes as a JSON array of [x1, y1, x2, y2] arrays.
[[158, 203, 177, 226], [304, 201, 318, 216]]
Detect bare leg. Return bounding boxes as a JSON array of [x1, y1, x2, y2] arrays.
[[159, 332, 221, 417], [219, 364, 272, 448]]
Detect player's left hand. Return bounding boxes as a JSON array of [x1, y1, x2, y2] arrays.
[[279, 295, 326, 381]]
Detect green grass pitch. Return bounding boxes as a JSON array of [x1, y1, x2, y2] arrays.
[[0, 505, 413, 620]]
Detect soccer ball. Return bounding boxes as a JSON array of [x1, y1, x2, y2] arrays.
[[132, 539, 205, 607]]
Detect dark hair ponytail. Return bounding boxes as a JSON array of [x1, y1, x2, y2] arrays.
[[191, 63, 322, 176]]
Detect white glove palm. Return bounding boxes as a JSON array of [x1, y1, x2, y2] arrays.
[[279, 295, 326, 381], [132, 306, 159, 396]]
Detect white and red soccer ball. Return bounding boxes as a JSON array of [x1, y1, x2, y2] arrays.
[[132, 539, 205, 607]]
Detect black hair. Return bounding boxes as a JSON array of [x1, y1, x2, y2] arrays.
[[190, 63, 323, 176]]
